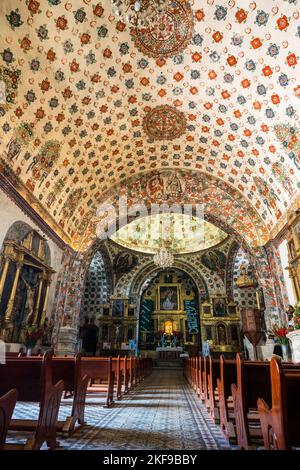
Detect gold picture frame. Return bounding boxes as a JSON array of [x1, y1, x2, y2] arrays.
[[156, 283, 182, 312]]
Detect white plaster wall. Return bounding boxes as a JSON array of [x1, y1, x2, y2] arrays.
[[0, 188, 63, 319]]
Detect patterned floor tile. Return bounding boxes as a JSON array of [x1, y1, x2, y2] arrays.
[[7, 369, 232, 450]]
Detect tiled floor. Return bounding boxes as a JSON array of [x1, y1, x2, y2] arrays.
[[8, 369, 231, 450]]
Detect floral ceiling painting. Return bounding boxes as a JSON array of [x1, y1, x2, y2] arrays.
[[0, 0, 299, 251]]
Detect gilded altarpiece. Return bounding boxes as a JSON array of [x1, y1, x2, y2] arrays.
[[200, 296, 242, 354], [286, 211, 300, 302], [0, 230, 54, 343]]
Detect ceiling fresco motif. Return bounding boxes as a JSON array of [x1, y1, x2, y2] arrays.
[[0, 0, 300, 250], [110, 213, 228, 254], [81, 169, 268, 250], [143, 104, 187, 140], [130, 0, 194, 58]]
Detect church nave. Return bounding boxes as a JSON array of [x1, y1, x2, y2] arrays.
[[7, 368, 229, 451]]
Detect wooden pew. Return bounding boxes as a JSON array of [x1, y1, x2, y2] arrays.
[[81, 357, 114, 407], [112, 356, 122, 400], [202, 356, 210, 408], [208, 357, 221, 423], [217, 355, 236, 442], [257, 357, 300, 450], [52, 354, 89, 434], [120, 356, 130, 394], [129, 356, 137, 388], [0, 350, 64, 450], [197, 355, 203, 400], [231, 354, 271, 449], [6, 353, 89, 435], [0, 389, 18, 450]]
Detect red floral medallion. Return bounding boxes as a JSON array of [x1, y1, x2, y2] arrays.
[[130, 0, 194, 58], [143, 105, 186, 140]]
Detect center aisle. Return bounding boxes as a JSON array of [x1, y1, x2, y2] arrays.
[[62, 368, 231, 450]]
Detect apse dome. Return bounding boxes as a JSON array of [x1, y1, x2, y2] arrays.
[[110, 213, 228, 254]]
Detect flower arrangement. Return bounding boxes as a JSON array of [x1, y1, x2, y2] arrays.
[[271, 324, 289, 345], [24, 326, 44, 348], [293, 302, 300, 330]]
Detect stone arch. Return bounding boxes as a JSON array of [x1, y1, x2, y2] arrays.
[[127, 261, 210, 302], [78, 168, 268, 252]]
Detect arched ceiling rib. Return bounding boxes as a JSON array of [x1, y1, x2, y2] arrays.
[[0, 0, 300, 249], [78, 169, 268, 250]]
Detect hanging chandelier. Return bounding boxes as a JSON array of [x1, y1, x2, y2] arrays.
[[112, 0, 169, 28], [153, 246, 174, 269]]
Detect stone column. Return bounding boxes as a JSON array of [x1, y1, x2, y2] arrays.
[[56, 325, 78, 356]]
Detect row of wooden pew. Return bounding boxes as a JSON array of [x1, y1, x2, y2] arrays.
[[0, 350, 152, 450], [185, 354, 300, 450]]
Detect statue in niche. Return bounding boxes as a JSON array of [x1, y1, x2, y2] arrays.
[[113, 322, 122, 343], [217, 324, 227, 345]]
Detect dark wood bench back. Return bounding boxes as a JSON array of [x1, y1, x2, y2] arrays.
[[258, 357, 300, 449], [0, 389, 18, 450], [0, 351, 54, 401]]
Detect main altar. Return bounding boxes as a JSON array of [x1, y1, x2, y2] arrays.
[[139, 271, 200, 354], [156, 346, 183, 359]]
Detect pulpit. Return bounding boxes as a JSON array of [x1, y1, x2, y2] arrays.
[[240, 308, 263, 360]]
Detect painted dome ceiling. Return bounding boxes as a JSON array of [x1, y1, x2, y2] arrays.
[[110, 213, 228, 254], [0, 0, 300, 250]]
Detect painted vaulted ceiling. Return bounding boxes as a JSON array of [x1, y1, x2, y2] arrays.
[[0, 0, 300, 251]]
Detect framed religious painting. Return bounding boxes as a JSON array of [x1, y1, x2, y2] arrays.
[[213, 297, 227, 317], [111, 299, 125, 317], [159, 285, 179, 311]]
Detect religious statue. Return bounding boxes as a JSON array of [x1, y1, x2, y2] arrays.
[[217, 324, 226, 345], [114, 322, 122, 343], [22, 277, 36, 325]]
